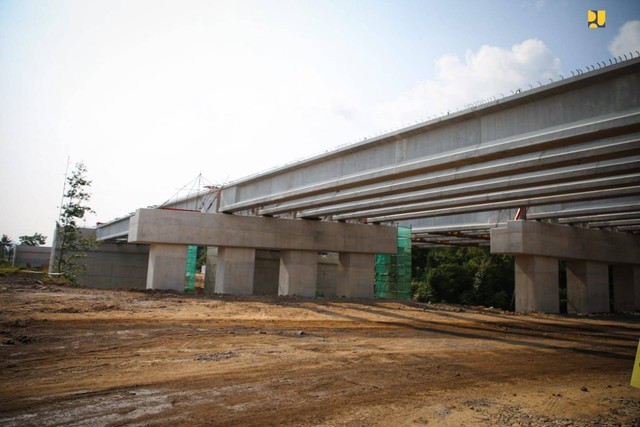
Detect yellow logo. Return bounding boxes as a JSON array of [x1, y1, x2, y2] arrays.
[[588, 10, 606, 28]]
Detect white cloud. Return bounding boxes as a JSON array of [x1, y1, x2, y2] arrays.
[[373, 39, 561, 129], [609, 20, 640, 58]]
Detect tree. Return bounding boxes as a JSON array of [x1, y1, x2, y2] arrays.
[[55, 162, 97, 281], [0, 234, 13, 263], [412, 247, 515, 310], [19, 233, 47, 246]]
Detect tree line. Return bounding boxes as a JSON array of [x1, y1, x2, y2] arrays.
[[0, 233, 48, 265], [411, 246, 515, 310]]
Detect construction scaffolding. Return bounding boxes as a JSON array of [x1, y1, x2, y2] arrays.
[[184, 245, 198, 292], [375, 226, 412, 300]]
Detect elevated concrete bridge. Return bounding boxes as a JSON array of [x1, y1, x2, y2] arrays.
[[95, 56, 640, 313], [217, 58, 640, 237]]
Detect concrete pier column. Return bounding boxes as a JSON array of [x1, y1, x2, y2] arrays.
[[254, 250, 280, 296], [337, 253, 374, 298], [146, 244, 187, 291], [215, 247, 256, 295], [317, 253, 338, 297], [514, 255, 559, 313], [204, 246, 218, 294], [613, 265, 640, 312], [566, 260, 610, 314], [278, 250, 318, 297]]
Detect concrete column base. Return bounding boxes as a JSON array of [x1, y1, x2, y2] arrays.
[[613, 265, 640, 312], [515, 255, 559, 313], [146, 244, 187, 291], [278, 250, 318, 297], [337, 253, 374, 298], [567, 260, 610, 314], [215, 247, 255, 295]]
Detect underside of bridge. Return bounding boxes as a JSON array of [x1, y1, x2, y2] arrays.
[[89, 56, 640, 314]]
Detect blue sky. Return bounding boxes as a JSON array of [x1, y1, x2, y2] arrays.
[[1, 0, 639, 244]]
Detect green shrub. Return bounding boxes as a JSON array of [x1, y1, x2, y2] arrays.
[[411, 279, 434, 302]]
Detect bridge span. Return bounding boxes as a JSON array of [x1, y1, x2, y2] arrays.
[[93, 56, 640, 313], [218, 57, 640, 240]]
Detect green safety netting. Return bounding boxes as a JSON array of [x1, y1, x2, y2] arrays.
[[184, 245, 198, 292], [375, 226, 412, 300]]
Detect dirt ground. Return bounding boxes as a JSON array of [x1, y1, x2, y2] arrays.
[[1, 273, 639, 426]]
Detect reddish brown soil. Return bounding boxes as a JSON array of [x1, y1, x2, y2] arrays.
[[1, 273, 639, 426]]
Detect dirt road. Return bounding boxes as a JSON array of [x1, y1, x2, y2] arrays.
[[1, 274, 639, 426]]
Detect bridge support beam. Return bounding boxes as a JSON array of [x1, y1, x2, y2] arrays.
[[337, 253, 375, 298], [613, 265, 640, 312], [146, 244, 187, 291], [514, 255, 559, 313], [278, 250, 318, 297], [492, 220, 640, 313], [566, 260, 610, 314], [129, 209, 396, 296], [215, 247, 255, 295]]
